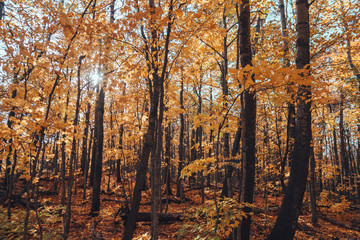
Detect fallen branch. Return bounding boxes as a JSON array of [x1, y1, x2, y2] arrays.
[[120, 212, 183, 223], [143, 197, 190, 205]]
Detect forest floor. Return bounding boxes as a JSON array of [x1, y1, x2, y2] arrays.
[[2, 174, 360, 240]]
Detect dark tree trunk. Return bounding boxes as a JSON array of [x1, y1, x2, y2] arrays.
[[83, 128, 93, 200], [190, 128, 196, 186], [177, 79, 185, 198], [64, 55, 84, 238], [0, 1, 4, 20], [196, 111, 204, 203], [220, 7, 232, 198], [267, 0, 311, 239], [344, 24, 360, 196], [4, 89, 17, 190], [165, 123, 172, 196], [151, 74, 164, 240], [24, 75, 60, 239], [339, 92, 350, 179], [309, 139, 318, 225], [279, 0, 295, 193], [108, 102, 115, 192], [123, 0, 173, 238], [124, 4, 160, 239], [238, 1, 256, 239], [90, 86, 105, 216], [122, 75, 161, 240], [81, 103, 91, 173], [61, 92, 70, 205], [330, 105, 341, 188], [117, 125, 124, 182], [89, 124, 96, 187]]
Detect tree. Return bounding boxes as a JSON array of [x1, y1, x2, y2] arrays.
[[122, 0, 174, 238], [0, 1, 4, 20], [238, 0, 257, 239], [90, 0, 116, 216], [267, 0, 311, 238]]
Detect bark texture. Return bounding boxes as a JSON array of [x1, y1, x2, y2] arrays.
[[239, 1, 256, 239], [267, 0, 311, 239]]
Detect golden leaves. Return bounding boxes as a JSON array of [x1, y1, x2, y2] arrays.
[[181, 157, 217, 179]]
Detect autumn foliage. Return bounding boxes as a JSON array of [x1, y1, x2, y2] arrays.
[[0, 0, 359, 239]]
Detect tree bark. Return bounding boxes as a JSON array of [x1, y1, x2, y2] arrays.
[[64, 55, 84, 238], [267, 0, 311, 238], [117, 125, 124, 183], [339, 92, 350, 180], [220, 4, 232, 199], [309, 140, 318, 225], [177, 79, 185, 198], [122, 69, 161, 240], [90, 86, 105, 216], [238, 1, 256, 239], [0, 1, 4, 20], [80, 103, 91, 174], [279, 0, 295, 193], [123, 0, 173, 237], [61, 92, 70, 205], [165, 123, 172, 196]]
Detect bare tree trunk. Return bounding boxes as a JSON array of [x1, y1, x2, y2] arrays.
[[330, 104, 341, 189], [89, 121, 97, 187], [339, 92, 350, 180], [123, 0, 173, 238], [151, 74, 164, 240], [309, 139, 318, 225], [0, 1, 4, 20], [267, 0, 311, 238], [81, 103, 91, 173], [165, 123, 172, 196], [64, 56, 84, 238], [90, 86, 105, 216], [117, 125, 124, 183], [84, 128, 93, 200], [177, 79, 185, 198], [122, 72, 161, 240], [220, 4, 232, 199], [61, 92, 70, 205], [239, 1, 256, 239], [196, 94, 204, 203], [279, 0, 295, 193]]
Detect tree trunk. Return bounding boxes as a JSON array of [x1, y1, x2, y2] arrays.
[[220, 4, 232, 199], [117, 125, 124, 182], [339, 92, 350, 180], [90, 86, 105, 216], [123, 0, 173, 237], [151, 76, 164, 240], [122, 74, 161, 240], [330, 104, 341, 188], [89, 123, 96, 187], [267, 0, 311, 238], [84, 128, 93, 200], [309, 140, 318, 225], [238, 1, 256, 239], [279, 0, 295, 193], [61, 92, 70, 205], [0, 1, 4, 21], [177, 79, 185, 198], [64, 55, 84, 238], [165, 123, 172, 196], [81, 103, 90, 174]]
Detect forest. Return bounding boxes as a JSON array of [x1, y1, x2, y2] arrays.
[[0, 0, 359, 239]]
